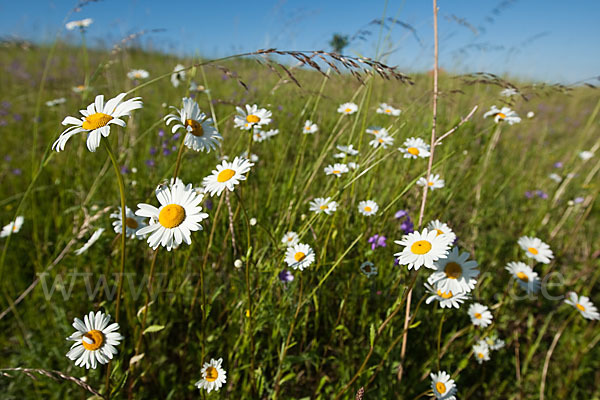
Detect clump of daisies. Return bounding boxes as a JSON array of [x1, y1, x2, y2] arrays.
[[66, 310, 123, 369], [483, 105, 521, 125], [53, 93, 143, 152], [195, 358, 227, 393], [285, 243, 315, 271], [234, 104, 272, 130], [164, 97, 222, 152], [203, 157, 254, 197]]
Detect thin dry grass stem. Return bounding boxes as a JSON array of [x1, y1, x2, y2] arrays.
[[0, 367, 105, 398], [539, 313, 575, 400]]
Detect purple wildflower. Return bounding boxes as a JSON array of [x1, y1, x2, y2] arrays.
[[525, 191, 533, 199], [395, 210, 408, 219], [120, 166, 130, 174], [149, 147, 157, 156], [172, 132, 181, 141], [279, 269, 294, 283], [145, 159, 156, 167], [574, 197, 584, 204], [535, 190, 548, 199], [400, 219, 414, 234], [158, 129, 165, 137], [553, 161, 563, 168], [367, 234, 387, 250], [12, 168, 22, 175]]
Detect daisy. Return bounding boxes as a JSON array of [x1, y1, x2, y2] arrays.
[[527, 111, 535, 118], [285, 243, 315, 271], [171, 64, 186, 88], [164, 97, 222, 152], [394, 228, 451, 270], [324, 163, 349, 178], [233, 104, 272, 130], [564, 292, 600, 320], [417, 174, 445, 190], [483, 105, 521, 125], [430, 371, 457, 400], [202, 157, 254, 197], [253, 129, 268, 143], [473, 342, 491, 364], [52, 93, 143, 152], [358, 200, 378, 216], [366, 126, 389, 136], [505, 261, 541, 293], [360, 261, 378, 277], [376, 103, 401, 116], [333, 144, 359, 159], [579, 150, 594, 161], [281, 231, 299, 247], [398, 137, 430, 159], [500, 88, 518, 97], [265, 128, 280, 139], [428, 247, 479, 294], [468, 303, 493, 328], [127, 69, 149, 80], [549, 173, 562, 183], [240, 151, 259, 162], [484, 334, 505, 351], [110, 206, 147, 239], [303, 120, 318, 134], [369, 134, 394, 149], [195, 358, 227, 393], [74, 228, 104, 255], [517, 236, 553, 264], [46, 98, 66, 107], [1, 216, 24, 238], [337, 102, 358, 115], [347, 162, 359, 170], [427, 220, 457, 244], [309, 197, 338, 215], [425, 283, 469, 309], [65, 18, 93, 31], [72, 85, 88, 94], [66, 310, 123, 369], [135, 181, 209, 251]]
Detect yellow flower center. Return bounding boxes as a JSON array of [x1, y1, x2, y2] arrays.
[[385, 109, 391, 113], [477, 352, 485, 359], [294, 252, 306, 262], [364, 206, 372, 212], [436, 289, 453, 299], [205, 366, 218, 382], [217, 169, 236, 183], [378, 138, 384, 143], [516, 271, 529, 282], [444, 262, 462, 279], [82, 329, 104, 351], [125, 217, 138, 229], [435, 229, 444, 236], [528, 247, 539, 255], [576, 303, 585, 312], [305, 126, 311, 130], [407, 147, 420, 156], [76, 85, 85, 90], [185, 119, 204, 137], [246, 114, 260, 123], [344, 107, 352, 113], [410, 240, 432, 255], [319, 205, 328, 210], [474, 312, 482, 319], [428, 181, 434, 186], [82, 112, 113, 130], [497, 112, 506, 120], [158, 204, 186, 228], [436, 381, 447, 394], [332, 170, 340, 174]]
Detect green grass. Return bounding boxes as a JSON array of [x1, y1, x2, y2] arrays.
[[0, 39, 599, 399]]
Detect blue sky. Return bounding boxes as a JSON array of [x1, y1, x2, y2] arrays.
[[1, 0, 599, 83]]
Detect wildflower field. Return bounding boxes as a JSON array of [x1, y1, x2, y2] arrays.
[[0, 5, 599, 400]]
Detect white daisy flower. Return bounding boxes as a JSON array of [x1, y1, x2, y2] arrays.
[[337, 102, 358, 115], [424, 283, 469, 309], [484, 334, 505, 351], [127, 69, 149, 80], [549, 173, 562, 183], [579, 150, 594, 161], [483, 105, 521, 125], [428, 247, 479, 294], [324, 163, 349, 178], [394, 228, 451, 270], [46, 97, 66, 107], [360, 261, 378, 277], [233, 104, 272, 130], [164, 97, 222, 153], [74, 228, 104, 255], [1, 216, 24, 238], [52, 93, 143, 152], [505, 261, 541, 293], [303, 120, 318, 134], [347, 162, 359, 170], [564, 292, 600, 320], [66, 310, 123, 369], [202, 157, 254, 197], [309, 197, 338, 215], [376, 103, 401, 116], [468, 303, 493, 328], [135, 181, 208, 251], [171, 64, 186, 88], [253, 129, 268, 143], [110, 206, 146, 240], [265, 128, 279, 138], [72, 85, 88, 94], [430, 370, 457, 400], [285, 243, 315, 271], [517, 236, 553, 264], [281, 231, 299, 247], [65, 18, 93, 30], [369, 134, 394, 149], [527, 111, 535, 118], [333, 144, 359, 159], [473, 342, 491, 364], [240, 151, 259, 163], [427, 220, 457, 244], [366, 126, 389, 136], [398, 137, 431, 159], [417, 174, 445, 190], [358, 200, 378, 216], [500, 88, 518, 97], [195, 358, 227, 393]]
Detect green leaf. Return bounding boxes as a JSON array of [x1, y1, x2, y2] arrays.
[[369, 323, 375, 347], [143, 325, 165, 335]]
